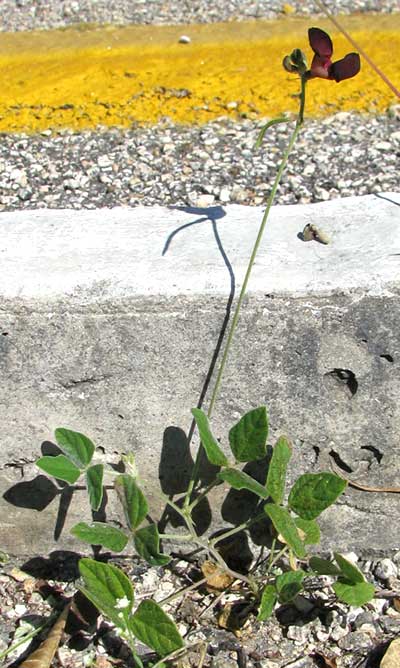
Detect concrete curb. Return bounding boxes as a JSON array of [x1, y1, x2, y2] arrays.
[[1, 193, 399, 556]]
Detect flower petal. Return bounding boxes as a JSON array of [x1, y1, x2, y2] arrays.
[[308, 27, 333, 58], [309, 53, 331, 79], [329, 53, 361, 82]]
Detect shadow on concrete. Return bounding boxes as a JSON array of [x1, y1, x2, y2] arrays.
[[3, 203, 271, 559], [375, 192, 400, 207], [221, 451, 274, 549], [4, 439, 110, 542], [158, 205, 236, 534]]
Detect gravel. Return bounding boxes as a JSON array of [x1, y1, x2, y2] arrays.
[[0, 110, 398, 211], [1, 0, 399, 32], [1, 552, 400, 668]]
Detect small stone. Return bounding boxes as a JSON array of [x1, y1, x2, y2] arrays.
[[193, 194, 215, 207], [287, 624, 309, 644], [330, 623, 348, 641], [17, 188, 32, 201], [303, 164, 315, 176], [226, 101, 238, 110], [219, 187, 231, 202], [353, 611, 376, 629], [9, 168, 27, 186], [374, 558, 397, 581], [379, 616, 400, 634], [282, 4, 295, 15], [338, 631, 372, 651], [374, 141, 392, 151], [178, 35, 191, 44], [369, 598, 387, 615], [341, 552, 359, 564], [14, 603, 27, 615]]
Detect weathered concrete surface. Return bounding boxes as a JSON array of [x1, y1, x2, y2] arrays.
[[1, 193, 399, 557]]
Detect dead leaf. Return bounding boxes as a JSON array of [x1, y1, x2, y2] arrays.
[[95, 657, 114, 668], [302, 223, 330, 245], [9, 567, 32, 583], [392, 596, 400, 612], [312, 651, 337, 667], [19, 601, 71, 668], [217, 601, 252, 637], [201, 560, 234, 591], [380, 637, 400, 667]]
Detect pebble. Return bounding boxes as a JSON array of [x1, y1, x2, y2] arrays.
[[374, 558, 398, 581], [0, 113, 397, 212], [0, 0, 398, 31]]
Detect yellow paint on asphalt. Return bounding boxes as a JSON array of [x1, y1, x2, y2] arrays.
[[0, 14, 398, 133]]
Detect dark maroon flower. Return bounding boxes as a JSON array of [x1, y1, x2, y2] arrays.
[[307, 27, 360, 82]]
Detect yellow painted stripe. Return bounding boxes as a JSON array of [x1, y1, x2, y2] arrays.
[[0, 14, 398, 133]]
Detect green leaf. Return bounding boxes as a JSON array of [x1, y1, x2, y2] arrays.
[[191, 408, 228, 467], [266, 436, 292, 504], [276, 570, 306, 603], [258, 584, 277, 621], [309, 556, 342, 576], [55, 428, 95, 468], [36, 455, 81, 484], [71, 522, 129, 552], [334, 553, 365, 584], [86, 464, 104, 511], [294, 517, 321, 545], [79, 558, 134, 630], [264, 503, 306, 559], [115, 474, 148, 530], [218, 468, 269, 499], [229, 406, 268, 463], [288, 472, 347, 520], [134, 525, 170, 566], [333, 580, 375, 606], [129, 600, 184, 657]]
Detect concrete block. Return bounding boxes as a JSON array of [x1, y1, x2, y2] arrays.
[[1, 193, 399, 557]]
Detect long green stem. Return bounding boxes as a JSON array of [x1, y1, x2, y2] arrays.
[[210, 511, 266, 547], [207, 80, 306, 419], [0, 622, 47, 662]]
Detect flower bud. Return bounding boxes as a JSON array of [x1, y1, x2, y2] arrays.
[[290, 48, 308, 74], [283, 55, 298, 73]]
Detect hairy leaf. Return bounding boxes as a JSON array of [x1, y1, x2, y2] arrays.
[[229, 406, 268, 462], [264, 503, 306, 558], [71, 522, 128, 552], [288, 472, 347, 520], [333, 580, 375, 606], [134, 524, 170, 566], [258, 584, 277, 621], [191, 408, 228, 467], [276, 570, 306, 603], [264, 503, 306, 559], [334, 553, 365, 584], [86, 464, 104, 511], [115, 474, 148, 530], [294, 517, 321, 545], [36, 455, 80, 484], [79, 558, 134, 630], [55, 428, 95, 468], [130, 600, 184, 657], [266, 436, 292, 504], [309, 556, 341, 576], [218, 468, 269, 498]]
